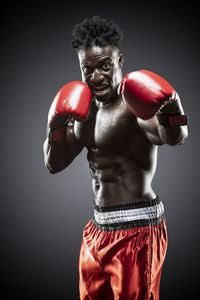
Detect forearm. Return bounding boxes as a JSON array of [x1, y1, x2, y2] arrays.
[[137, 90, 188, 146], [43, 138, 73, 173], [43, 122, 83, 173], [157, 93, 188, 145], [157, 123, 188, 146], [138, 114, 188, 146]]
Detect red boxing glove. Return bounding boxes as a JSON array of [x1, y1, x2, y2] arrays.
[[48, 81, 92, 127], [118, 70, 175, 120], [47, 81, 92, 143]]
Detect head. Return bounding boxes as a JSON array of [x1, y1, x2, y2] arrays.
[[71, 16, 124, 102]]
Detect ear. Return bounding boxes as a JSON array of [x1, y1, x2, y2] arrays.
[[118, 53, 124, 68]]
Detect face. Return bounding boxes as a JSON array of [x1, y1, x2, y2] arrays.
[[78, 45, 123, 102]]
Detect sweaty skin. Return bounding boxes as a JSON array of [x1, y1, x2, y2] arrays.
[[44, 45, 188, 207], [74, 98, 157, 207], [74, 45, 157, 207]]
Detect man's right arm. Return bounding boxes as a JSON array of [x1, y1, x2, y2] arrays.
[[43, 119, 83, 174], [43, 81, 92, 174]]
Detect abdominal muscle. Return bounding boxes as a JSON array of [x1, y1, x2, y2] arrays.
[[88, 149, 157, 207]]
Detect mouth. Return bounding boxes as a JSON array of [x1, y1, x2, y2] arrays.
[[92, 84, 109, 93]]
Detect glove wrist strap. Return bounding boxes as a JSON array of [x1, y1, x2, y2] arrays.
[[157, 113, 188, 127], [47, 125, 67, 144]]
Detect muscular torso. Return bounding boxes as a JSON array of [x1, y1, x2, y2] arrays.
[[74, 96, 157, 207]]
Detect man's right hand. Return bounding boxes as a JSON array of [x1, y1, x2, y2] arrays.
[[48, 81, 92, 128], [47, 81, 92, 143]]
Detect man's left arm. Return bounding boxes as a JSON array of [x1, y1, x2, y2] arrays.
[[119, 70, 188, 146], [137, 92, 188, 146]]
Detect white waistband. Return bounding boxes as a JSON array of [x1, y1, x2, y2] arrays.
[[94, 202, 164, 225]]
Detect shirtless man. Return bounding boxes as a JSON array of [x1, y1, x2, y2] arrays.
[[43, 16, 188, 300]]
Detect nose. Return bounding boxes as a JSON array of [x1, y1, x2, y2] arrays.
[[90, 70, 104, 84]]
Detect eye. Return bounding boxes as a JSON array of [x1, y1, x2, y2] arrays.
[[83, 66, 92, 74], [102, 62, 112, 71]]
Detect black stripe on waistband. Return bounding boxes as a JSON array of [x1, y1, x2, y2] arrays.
[[94, 196, 160, 212], [92, 214, 165, 232]]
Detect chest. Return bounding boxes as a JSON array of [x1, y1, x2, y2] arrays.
[[74, 99, 138, 149]]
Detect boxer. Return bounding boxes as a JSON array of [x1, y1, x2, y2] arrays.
[[43, 16, 188, 300]]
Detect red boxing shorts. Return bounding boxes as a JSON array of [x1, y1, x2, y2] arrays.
[[79, 197, 168, 300]]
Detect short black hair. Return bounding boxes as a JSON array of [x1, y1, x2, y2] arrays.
[[71, 16, 123, 50]]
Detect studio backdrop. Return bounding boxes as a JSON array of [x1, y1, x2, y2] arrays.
[[2, 2, 199, 299]]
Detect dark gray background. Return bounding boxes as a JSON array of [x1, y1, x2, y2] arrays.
[[2, 2, 199, 299]]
